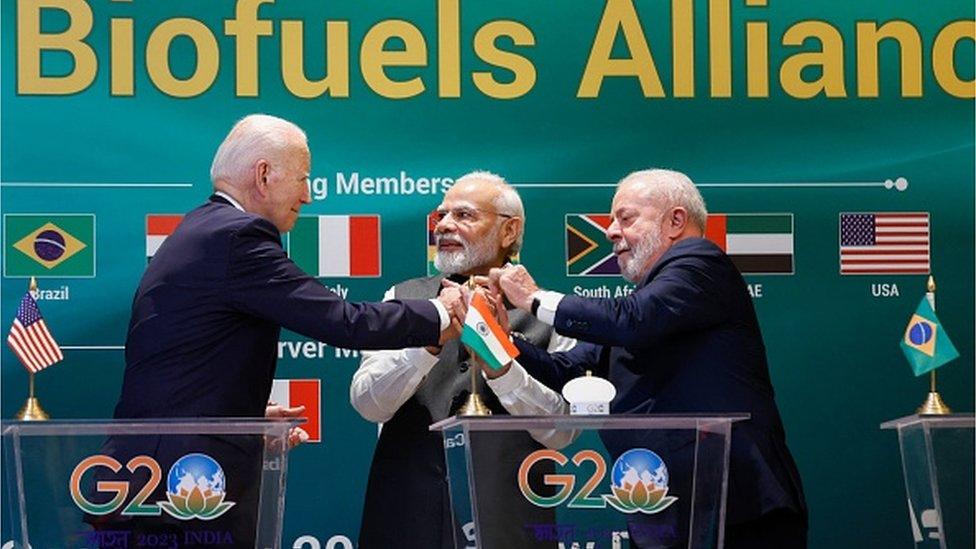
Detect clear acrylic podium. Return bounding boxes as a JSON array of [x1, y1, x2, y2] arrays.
[[881, 414, 975, 548], [431, 414, 747, 549], [2, 418, 302, 549]]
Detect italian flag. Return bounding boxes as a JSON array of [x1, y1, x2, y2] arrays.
[[705, 213, 794, 274], [269, 379, 321, 443], [460, 293, 520, 371], [289, 215, 381, 277], [146, 215, 183, 262]]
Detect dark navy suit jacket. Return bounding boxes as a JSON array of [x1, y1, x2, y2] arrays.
[[514, 238, 806, 528], [100, 197, 441, 540]]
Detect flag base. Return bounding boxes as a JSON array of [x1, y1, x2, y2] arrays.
[[15, 397, 50, 421], [457, 393, 492, 417], [917, 391, 951, 415]]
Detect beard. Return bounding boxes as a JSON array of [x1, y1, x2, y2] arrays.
[[615, 222, 665, 283], [434, 224, 502, 275]]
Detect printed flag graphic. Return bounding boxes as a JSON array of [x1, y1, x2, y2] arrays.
[[840, 213, 930, 275], [427, 210, 519, 276], [566, 214, 619, 276], [900, 296, 958, 376], [4, 214, 95, 277], [7, 292, 63, 373], [705, 214, 794, 274], [270, 379, 322, 443], [146, 215, 183, 262], [290, 215, 381, 277], [461, 292, 520, 371]]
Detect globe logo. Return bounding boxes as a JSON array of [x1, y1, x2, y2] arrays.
[[603, 449, 678, 514], [908, 321, 934, 345], [33, 229, 67, 262], [157, 453, 235, 521]]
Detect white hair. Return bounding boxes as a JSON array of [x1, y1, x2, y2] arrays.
[[210, 114, 307, 186], [454, 170, 525, 256], [618, 169, 708, 230]]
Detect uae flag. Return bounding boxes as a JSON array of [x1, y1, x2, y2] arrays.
[[270, 379, 321, 443], [146, 215, 183, 262], [705, 214, 794, 274], [289, 215, 381, 277]]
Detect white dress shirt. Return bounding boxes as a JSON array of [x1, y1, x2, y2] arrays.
[[350, 286, 577, 449]]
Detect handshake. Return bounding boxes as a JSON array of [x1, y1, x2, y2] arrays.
[[432, 265, 543, 371]]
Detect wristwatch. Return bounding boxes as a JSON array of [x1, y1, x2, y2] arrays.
[[530, 296, 541, 317]]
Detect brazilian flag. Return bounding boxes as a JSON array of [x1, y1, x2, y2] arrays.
[[900, 296, 959, 376], [3, 214, 95, 277]]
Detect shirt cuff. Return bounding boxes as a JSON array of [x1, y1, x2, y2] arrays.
[[429, 298, 450, 331], [484, 359, 529, 396], [403, 346, 441, 380], [532, 290, 564, 326]]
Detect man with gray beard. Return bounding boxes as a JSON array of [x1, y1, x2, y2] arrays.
[[351, 171, 575, 549], [487, 169, 807, 548]]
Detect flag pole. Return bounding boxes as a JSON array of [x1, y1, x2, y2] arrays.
[[917, 275, 951, 415], [14, 277, 51, 421], [458, 279, 491, 417]]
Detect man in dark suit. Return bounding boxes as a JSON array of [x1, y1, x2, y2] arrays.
[[101, 114, 466, 546], [487, 169, 807, 548]]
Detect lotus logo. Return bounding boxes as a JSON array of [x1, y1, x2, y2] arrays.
[[157, 453, 235, 520], [603, 449, 678, 514]]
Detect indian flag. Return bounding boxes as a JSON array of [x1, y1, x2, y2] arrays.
[[289, 215, 381, 277], [146, 215, 183, 263], [460, 293, 520, 371], [705, 213, 794, 274]]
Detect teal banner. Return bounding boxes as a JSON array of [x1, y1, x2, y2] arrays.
[[2, 1, 973, 547]]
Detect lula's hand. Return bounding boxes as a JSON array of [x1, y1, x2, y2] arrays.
[[488, 265, 539, 311], [266, 403, 310, 449]]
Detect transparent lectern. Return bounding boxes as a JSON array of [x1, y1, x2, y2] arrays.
[[881, 414, 975, 549], [2, 418, 301, 549], [431, 414, 747, 549]]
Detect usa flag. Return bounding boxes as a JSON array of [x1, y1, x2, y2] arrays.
[[7, 292, 63, 372], [839, 212, 930, 275]]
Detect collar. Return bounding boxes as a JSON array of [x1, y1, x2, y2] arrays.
[[213, 191, 245, 212]]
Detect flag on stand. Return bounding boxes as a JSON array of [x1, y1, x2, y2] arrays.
[[7, 292, 63, 373], [900, 296, 958, 376], [461, 292, 519, 371]]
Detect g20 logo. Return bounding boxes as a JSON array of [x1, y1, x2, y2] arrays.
[[70, 453, 235, 520], [518, 448, 678, 515]]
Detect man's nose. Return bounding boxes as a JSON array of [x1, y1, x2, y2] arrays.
[[606, 219, 621, 241]]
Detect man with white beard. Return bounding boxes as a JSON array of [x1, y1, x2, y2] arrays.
[[487, 169, 807, 548], [351, 171, 575, 549]]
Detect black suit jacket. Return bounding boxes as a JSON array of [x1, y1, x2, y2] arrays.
[[514, 238, 806, 528], [100, 197, 441, 541]]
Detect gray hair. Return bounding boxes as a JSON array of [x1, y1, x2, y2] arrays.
[[210, 114, 307, 186], [618, 169, 708, 231], [454, 170, 526, 256]]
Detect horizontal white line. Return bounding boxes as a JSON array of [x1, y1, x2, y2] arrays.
[[513, 182, 888, 189], [842, 246, 929, 252], [1, 183, 193, 188], [876, 237, 929, 242], [726, 234, 793, 254], [841, 254, 929, 260], [60, 345, 124, 350], [841, 263, 930, 269]]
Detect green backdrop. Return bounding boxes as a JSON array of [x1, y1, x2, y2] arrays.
[[2, 1, 973, 547]]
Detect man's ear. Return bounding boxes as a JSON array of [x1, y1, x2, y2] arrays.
[[500, 217, 523, 250], [253, 159, 271, 198], [667, 207, 688, 238]]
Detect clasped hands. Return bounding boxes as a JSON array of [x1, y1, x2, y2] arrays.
[[434, 265, 542, 378]]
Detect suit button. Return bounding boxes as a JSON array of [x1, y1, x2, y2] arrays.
[[458, 361, 470, 373]]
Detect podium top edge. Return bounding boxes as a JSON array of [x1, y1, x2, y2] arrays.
[[880, 413, 975, 430], [429, 413, 750, 432], [1, 417, 305, 436]]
